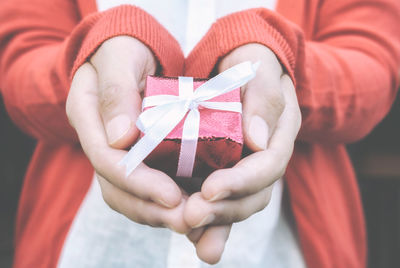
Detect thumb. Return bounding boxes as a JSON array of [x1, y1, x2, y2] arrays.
[[97, 78, 142, 149], [241, 74, 285, 152], [216, 43, 284, 152], [90, 36, 156, 149]]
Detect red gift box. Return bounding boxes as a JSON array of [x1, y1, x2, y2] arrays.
[[143, 75, 243, 192]]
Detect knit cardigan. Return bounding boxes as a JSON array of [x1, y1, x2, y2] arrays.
[[1, 0, 400, 267]]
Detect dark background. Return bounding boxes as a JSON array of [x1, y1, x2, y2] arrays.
[[0, 94, 399, 268], [0, 97, 35, 268], [349, 94, 400, 268]]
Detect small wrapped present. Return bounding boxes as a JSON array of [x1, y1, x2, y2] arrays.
[[120, 61, 258, 192], [143, 76, 243, 192]]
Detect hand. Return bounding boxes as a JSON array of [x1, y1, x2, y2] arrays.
[[66, 36, 190, 233], [184, 43, 302, 263]]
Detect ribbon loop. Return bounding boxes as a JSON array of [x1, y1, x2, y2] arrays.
[[119, 61, 259, 177]]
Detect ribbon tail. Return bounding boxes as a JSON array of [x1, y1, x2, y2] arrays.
[[176, 108, 200, 178], [119, 132, 164, 176], [119, 103, 188, 176], [137, 102, 179, 133]]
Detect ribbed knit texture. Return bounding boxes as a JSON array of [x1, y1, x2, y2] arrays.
[[185, 9, 301, 81], [185, 8, 303, 84], [72, 5, 184, 78]]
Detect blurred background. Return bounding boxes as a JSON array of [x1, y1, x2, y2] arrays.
[[349, 94, 400, 268], [0, 93, 399, 268], [0, 97, 35, 268]]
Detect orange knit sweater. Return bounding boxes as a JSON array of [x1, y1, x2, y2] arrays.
[[1, 0, 400, 267]]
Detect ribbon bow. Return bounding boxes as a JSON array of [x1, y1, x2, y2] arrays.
[[119, 61, 259, 177]]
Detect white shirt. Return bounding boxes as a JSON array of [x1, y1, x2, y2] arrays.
[[96, 0, 277, 56], [57, 1, 306, 267]]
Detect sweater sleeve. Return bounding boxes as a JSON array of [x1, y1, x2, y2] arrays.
[[0, 1, 184, 143], [185, 0, 400, 144]]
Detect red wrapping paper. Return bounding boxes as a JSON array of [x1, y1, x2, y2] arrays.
[[143, 75, 243, 192]]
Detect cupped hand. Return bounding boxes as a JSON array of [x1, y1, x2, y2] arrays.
[[66, 36, 190, 233], [184, 43, 302, 263]]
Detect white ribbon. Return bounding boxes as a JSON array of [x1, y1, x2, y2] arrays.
[[119, 61, 260, 177]]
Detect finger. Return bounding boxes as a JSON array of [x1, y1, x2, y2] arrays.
[[185, 189, 272, 227], [67, 64, 182, 208], [241, 60, 284, 151], [90, 36, 157, 148], [201, 75, 301, 201], [186, 227, 205, 244], [268, 74, 302, 150], [66, 63, 99, 130], [218, 44, 284, 151], [194, 225, 232, 264], [97, 174, 190, 234]]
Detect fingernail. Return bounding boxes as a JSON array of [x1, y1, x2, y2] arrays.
[[249, 115, 268, 150], [106, 114, 132, 145], [208, 191, 230, 202], [193, 214, 215, 228]]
